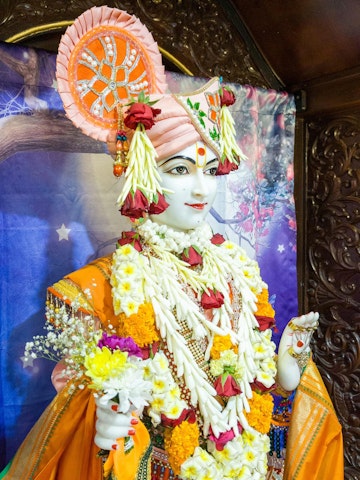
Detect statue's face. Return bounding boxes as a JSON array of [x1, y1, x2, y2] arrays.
[[151, 142, 219, 231]]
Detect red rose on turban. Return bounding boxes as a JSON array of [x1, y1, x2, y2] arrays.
[[124, 103, 161, 130], [148, 192, 169, 215], [200, 289, 224, 309], [220, 87, 236, 107], [120, 190, 149, 219], [216, 158, 239, 176]]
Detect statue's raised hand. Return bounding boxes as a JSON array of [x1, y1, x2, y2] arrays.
[[277, 311, 319, 392]]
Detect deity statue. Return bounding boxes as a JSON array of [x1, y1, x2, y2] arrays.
[[0, 6, 343, 480]]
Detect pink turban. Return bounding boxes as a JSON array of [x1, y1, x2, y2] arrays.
[[147, 77, 222, 161], [107, 77, 223, 161]]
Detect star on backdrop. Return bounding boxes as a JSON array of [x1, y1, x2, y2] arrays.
[[56, 224, 71, 241], [20, 355, 34, 368]]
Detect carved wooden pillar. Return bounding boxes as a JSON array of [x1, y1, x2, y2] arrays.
[[301, 112, 360, 479]]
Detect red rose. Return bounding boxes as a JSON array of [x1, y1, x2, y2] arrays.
[[181, 246, 203, 266], [208, 424, 243, 451], [148, 192, 169, 215], [117, 231, 142, 252], [120, 189, 149, 219], [220, 87, 236, 107], [214, 374, 242, 397], [211, 233, 226, 245], [140, 341, 160, 360], [216, 158, 239, 176], [200, 289, 224, 309], [161, 408, 196, 427], [255, 315, 275, 331], [124, 103, 161, 130]]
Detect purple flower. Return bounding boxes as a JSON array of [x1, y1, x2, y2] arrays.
[[97, 332, 142, 357]]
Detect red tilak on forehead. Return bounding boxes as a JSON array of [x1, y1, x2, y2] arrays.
[[196, 143, 207, 167]]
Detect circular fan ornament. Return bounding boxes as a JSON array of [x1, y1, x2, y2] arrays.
[[56, 5, 167, 142]]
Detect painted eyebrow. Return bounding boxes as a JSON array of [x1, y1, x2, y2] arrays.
[[205, 158, 219, 166], [159, 155, 219, 167], [159, 155, 196, 166]]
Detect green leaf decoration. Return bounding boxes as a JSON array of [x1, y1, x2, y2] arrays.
[[209, 126, 220, 141]]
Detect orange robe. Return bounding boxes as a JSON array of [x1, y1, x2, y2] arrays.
[[2, 256, 344, 479], [3, 257, 151, 480], [284, 358, 344, 479], [2, 377, 151, 480]]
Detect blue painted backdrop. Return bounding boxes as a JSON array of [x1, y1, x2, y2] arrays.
[[0, 41, 298, 468]]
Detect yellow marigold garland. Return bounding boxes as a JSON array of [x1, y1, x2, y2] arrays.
[[103, 303, 159, 347], [164, 421, 200, 474], [210, 334, 238, 360], [245, 391, 274, 434], [254, 288, 275, 319]]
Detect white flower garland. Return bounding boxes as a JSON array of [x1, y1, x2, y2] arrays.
[[110, 219, 277, 478]]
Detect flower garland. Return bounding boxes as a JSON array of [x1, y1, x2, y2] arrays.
[[110, 219, 278, 479], [23, 217, 278, 479]]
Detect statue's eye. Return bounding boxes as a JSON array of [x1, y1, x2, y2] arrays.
[[168, 165, 189, 175], [205, 166, 218, 176]]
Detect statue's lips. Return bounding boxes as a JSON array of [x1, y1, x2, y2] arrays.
[[185, 203, 207, 210]]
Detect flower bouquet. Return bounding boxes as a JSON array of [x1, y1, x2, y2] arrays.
[[23, 300, 153, 479], [85, 332, 152, 413]]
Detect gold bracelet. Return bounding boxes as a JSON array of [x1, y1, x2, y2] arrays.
[[288, 346, 300, 358], [288, 320, 319, 332], [288, 346, 310, 371], [288, 321, 306, 332]]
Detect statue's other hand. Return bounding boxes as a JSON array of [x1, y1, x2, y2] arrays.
[[277, 312, 319, 391], [94, 397, 138, 451], [285, 311, 319, 355]]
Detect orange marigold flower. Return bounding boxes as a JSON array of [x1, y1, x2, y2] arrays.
[[254, 288, 275, 319], [164, 420, 200, 474], [245, 391, 274, 434], [104, 303, 159, 347], [210, 334, 238, 359]]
